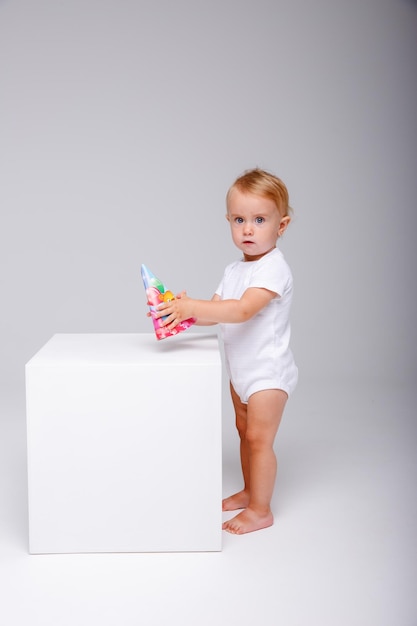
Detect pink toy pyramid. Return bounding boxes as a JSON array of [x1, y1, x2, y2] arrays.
[[141, 264, 196, 340]]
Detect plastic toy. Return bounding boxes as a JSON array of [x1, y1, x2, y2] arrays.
[[141, 264, 196, 340]]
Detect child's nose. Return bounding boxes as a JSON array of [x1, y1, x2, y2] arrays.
[[243, 222, 253, 234]]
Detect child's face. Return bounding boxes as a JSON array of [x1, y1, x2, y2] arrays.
[[226, 188, 290, 261]]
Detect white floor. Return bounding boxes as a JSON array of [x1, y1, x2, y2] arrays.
[[0, 379, 416, 626]]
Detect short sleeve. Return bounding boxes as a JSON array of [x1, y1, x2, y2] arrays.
[[247, 252, 292, 297], [215, 276, 224, 297]]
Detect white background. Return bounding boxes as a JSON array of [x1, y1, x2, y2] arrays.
[[0, 1, 416, 624], [1, 0, 416, 389]]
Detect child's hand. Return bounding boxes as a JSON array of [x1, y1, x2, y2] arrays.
[[156, 291, 192, 328]]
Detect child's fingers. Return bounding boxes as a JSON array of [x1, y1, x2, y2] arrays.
[[155, 303, 174, 320], [161, 313, 177, 328]]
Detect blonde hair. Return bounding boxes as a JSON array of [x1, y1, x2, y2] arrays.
[[227, 168, 292, 217]]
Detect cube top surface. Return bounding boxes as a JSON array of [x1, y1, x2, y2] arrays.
[[26, 332, 220, 367]]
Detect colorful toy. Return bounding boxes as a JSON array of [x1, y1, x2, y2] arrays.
[[141, 264, 196, 340]]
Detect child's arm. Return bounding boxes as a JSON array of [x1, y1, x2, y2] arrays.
[[155, 288, 276, 330], [193, 294, 222, 326]]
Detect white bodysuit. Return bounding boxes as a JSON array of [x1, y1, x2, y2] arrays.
[[216, 247, 298, 403]]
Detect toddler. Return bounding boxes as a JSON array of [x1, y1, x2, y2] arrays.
[[155, 168, 298, 534]]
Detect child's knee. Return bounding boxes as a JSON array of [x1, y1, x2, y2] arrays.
[[245, 429, 265, 449]]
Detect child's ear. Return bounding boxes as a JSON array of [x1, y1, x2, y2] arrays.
[[225, 213, 230, 222], [278, 216, 291, 237]]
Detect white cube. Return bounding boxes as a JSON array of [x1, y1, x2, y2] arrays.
[[26, 333, 222, 553]]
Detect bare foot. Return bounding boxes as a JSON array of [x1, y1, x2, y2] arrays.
[[222, 508, 273, 534], [222, 490, 250, 511]]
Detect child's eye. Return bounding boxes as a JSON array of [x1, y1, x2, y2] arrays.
[[255, 217, 265, 224], [235, 217, 244, 224]]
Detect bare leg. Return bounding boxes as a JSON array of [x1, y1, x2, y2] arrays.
[[222, 383, 250, 511], [223, 388, 287, 534]]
